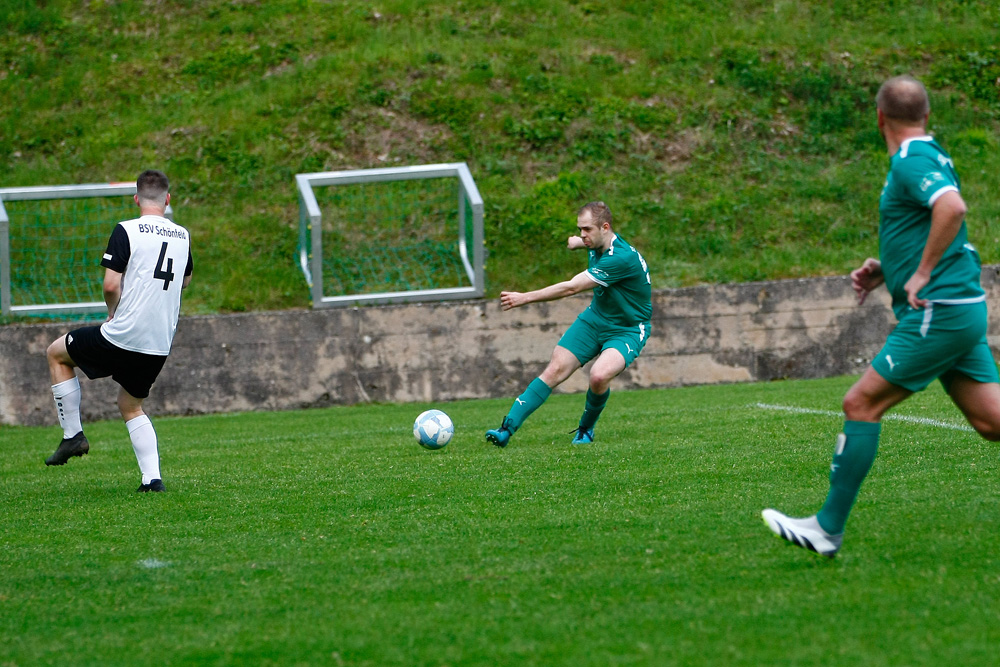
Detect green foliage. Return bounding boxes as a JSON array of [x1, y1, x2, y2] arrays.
[[3, 378, 1000, 664], [181, 42, 300, 86], [0, 0, 64, 35], [1, 1, 999, 313], [489, 171, 593, 279], [410, 91, 479, 131], [931, 47, 1000, 107]]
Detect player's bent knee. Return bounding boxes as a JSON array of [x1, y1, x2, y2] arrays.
[[842, 384, 894, 421], [540, 365, 573, 387], [841, 392, 869, 421], [46, 338, 65, 361], [117, 394, 145, 421], [588, 371, 615, 392], [972, 420, 1000, 442]]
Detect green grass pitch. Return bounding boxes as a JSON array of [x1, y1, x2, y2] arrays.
[[2, 376, 998, 666]]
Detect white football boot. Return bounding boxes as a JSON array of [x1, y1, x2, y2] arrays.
[[761, 509, 843, 558]]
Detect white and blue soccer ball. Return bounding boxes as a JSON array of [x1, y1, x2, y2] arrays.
[[413, 409, 454, 450]]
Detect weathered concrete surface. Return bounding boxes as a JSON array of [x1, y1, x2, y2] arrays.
[[3, 266, 999, 426]]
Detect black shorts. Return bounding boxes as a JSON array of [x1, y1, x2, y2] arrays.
[[65, 326, 167, 399]]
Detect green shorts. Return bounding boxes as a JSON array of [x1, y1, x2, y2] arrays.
[[872, 300, 999, 393], [557, 315, 650, 369]]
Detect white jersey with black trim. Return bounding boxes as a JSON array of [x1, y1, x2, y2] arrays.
[[100, 214, 192, 356]]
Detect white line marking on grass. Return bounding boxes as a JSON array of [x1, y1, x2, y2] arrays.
[[752, 403, 974, 432], [138, 558, 171, 569]]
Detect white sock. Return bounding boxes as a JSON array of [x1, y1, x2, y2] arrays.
[[126, 415, 160, 485], [52, 377, 83, 439]]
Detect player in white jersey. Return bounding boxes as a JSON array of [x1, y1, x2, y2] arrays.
[[44, 170, 193, 492]]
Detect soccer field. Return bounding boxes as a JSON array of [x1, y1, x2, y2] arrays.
[[2, 376, 998, 666]]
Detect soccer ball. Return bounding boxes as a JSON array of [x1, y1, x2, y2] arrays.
[[413, 409, 454, 450]]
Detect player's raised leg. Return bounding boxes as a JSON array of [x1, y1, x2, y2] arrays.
[[763, 367, 910, 556], [44, 335, 89, 466], [573, 347, 626, 444], [486, 346, 581, 447], [943, 372, 1000, 441]]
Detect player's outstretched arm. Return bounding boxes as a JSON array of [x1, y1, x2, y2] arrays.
[[500, 271, 596, 311], [850, 258, 884, 305]]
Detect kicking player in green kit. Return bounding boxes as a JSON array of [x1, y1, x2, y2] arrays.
[[763, 75, 1000, 557], [485, 201, 652, 447]]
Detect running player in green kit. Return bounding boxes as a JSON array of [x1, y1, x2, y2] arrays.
[[485, 201, 652, 448], [763, 75, 1000, 557]]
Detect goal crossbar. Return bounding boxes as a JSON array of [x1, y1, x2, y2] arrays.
[[0, 182, 173, 316], [295, 162, 484, 308]]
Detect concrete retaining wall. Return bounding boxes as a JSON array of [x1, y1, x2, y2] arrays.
[[3, 267, 999, 426]]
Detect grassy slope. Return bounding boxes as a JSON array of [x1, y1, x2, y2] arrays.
[[2, 377, 999, 665], [1, 0, 999, 314]]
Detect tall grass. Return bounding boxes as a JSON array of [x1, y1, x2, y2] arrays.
[[1, 1, 998, 314]]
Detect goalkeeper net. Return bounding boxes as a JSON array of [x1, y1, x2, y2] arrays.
[[0, 183, 170, 319], [296, 163, 484, 308]]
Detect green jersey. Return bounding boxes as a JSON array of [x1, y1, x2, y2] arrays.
[[878, 136, 984, 319], [580, 234, 652, 327]]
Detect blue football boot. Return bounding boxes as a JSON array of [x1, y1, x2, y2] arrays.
[[485, 417, 514, 448]]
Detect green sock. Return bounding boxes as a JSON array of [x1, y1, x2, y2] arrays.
[[506, 378, 552, 431], [578, 388, 610, 431], [816, 420, 881, 535]]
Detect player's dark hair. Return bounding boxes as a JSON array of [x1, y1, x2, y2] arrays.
[[876, 75, 930, 124], [136, 170, 169, 205], [578, 201, 612, 227]]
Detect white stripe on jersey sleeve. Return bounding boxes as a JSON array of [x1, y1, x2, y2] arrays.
[[927, 184, 959, 207]]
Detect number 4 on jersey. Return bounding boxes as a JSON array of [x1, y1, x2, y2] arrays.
[[153, 242, 175, 290]]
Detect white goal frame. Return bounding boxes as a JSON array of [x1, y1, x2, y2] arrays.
[[295, 162, 484, 308], [0, 183, 173, 316]]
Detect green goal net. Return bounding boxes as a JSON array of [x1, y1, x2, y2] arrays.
[[296, 163, 484, 308], [0, 184, 170, 320]]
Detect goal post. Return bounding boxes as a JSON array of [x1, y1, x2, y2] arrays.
[[295, 162, 484, 308], [0, 183, 173, 317]]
